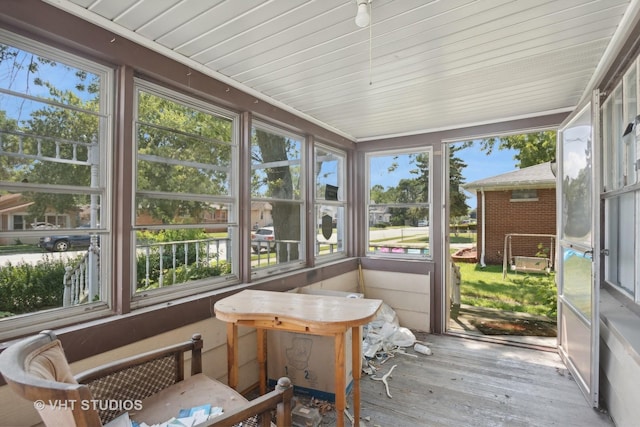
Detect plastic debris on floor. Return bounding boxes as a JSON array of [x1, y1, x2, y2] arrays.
[[362, 302, 418, 359], [361, 303, 433, 399]]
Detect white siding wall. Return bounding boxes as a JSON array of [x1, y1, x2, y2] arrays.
[[599, 291, 640, 427], [361, 270, 430, 332]]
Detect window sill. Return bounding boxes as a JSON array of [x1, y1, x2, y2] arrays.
[[600, 286, 640, 366]]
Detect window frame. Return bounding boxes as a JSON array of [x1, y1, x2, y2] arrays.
[[510, 189, 538, 201], [314, 143, 347, 262], [365, 147, 433, 260], [601, 59, 640, 304], [250, 120, 306, 277], [130, 79, 240, 308], [0, 29, 114, 341]]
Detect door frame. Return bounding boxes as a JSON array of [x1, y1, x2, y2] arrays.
[[556, 93, 601, 408]]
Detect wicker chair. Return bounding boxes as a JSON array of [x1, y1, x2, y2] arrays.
[[0, 330, 293, 427]]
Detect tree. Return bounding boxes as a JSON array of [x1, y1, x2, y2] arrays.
[[475, 131, 557, 168], [0, 111, 20, 182], [252, 129, 300, 261], [449, 145, 469, 219], [0, 46, 101, 221], [136, 91, 232, 223]]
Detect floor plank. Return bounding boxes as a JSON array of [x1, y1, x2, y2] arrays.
[[317, 333, 614, 426]]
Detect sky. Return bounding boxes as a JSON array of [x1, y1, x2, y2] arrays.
[[453, 141, 519, 211], [367, 141, 519, 212]]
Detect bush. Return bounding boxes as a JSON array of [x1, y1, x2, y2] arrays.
[[0, 258, 67, 315]]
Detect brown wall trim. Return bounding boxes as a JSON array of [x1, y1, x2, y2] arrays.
[[357, 112, 569, 150]]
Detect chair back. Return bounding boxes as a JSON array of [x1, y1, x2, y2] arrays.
[[0, 330, 102, 427]]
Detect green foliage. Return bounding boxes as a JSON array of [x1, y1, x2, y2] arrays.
[[449, 145, 469, 218], [137, 228, 208, 244], [136, 91, 233, 223], [472, 131, 557, 169], [0, 258, 67, 315], [137, 261, 231, 291], [536, 242, 551, 259]]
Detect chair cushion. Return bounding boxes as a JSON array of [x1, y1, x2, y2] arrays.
[[25, 339, 77, 385], [24, 339, 80, 427]]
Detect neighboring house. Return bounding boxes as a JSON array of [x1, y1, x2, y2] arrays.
[[0, 194, 74, 245], [1, 195, 233, 240], [250, 201, 273, 229], [133, 204, 229, 232], [463, 162, 556, 266], [368, 203, 391, 226]]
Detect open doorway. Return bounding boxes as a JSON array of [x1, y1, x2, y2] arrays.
[[444, 135, 558, 348]]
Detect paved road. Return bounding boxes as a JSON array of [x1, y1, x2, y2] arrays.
[[0, 251, 84, 267]]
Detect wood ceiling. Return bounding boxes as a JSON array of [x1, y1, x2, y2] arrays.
[[45, 0, 636, 141]]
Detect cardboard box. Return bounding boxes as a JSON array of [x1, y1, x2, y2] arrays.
[[267, 290, 363, 402]]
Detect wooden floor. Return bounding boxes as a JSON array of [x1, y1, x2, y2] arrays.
[[318, 333, 614, 426]]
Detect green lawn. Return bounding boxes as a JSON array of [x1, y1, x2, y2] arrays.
[[0, 243, 41, 255], [457, 263, 557, 318]]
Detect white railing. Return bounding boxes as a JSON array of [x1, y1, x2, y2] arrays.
[[64, 237, 230, 306], [252, 240, 301, 266], [63, 243, 99, 307], [137, 237, 231, 289], [0, 129, 95, 166]]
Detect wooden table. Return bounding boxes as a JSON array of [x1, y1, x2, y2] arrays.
[[214, 289, 382, 427]]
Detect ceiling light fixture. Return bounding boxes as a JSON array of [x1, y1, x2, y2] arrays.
[[355, 0, 371, 28], [354, 0, 374, 84]]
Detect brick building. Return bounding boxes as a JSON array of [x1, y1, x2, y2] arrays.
[[463, 162, 556, 266]]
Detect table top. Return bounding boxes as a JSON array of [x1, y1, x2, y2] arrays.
[[214, 290, 382, 331]]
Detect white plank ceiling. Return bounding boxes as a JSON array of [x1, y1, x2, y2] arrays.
[[45, 0, 634, 141]]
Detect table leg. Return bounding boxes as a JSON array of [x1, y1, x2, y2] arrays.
[[227, 322, 238, 390], [257, 328, 267, 395], [334, 332, 346, 427], [352, 326, 362, 427]]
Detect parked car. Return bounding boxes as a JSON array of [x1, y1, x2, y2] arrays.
[[251, 226, 275, 253], [38, 225, 95, 252], [30, 222, 60, 230], [417, 220, 429, 227]]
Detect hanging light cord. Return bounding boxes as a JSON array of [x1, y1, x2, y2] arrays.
[[368, 1, 373, 85]]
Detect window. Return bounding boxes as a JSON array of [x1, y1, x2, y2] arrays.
[[0, 31, 112, 339], [602, 61, 640, 302], [250, 122, 305, 274], [133, 81, 238, 303], [314, 144, 346, 259], [366, 148, 432, 258], [511, 189, 538, 201], [12, 215, 25, 230]]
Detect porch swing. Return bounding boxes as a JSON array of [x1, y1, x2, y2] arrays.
[[502, 233, 556, 279]]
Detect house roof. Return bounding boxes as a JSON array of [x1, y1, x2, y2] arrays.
[[0, 194, 32, 213], [463, 161, 556, 192], [0, 202, 32, 215], [38, 0, 639, 142]]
